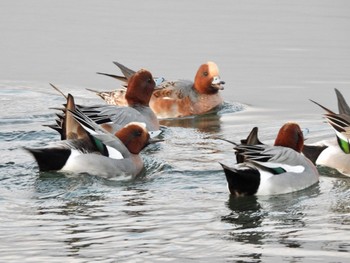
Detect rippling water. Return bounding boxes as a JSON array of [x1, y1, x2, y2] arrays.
[[1, 1, 350, 262]]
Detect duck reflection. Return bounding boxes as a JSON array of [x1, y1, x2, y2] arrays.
[[222, 185, 321, 257], [34, 174, 114, 256], [121, 186, 150, 218], [261, 193, 308, 250], [159, 101, 244, 134], [159, 109, 222, 133], [221, 195, 264, 261], [36, 196, 110, 256], [222, 195, 266, 245]]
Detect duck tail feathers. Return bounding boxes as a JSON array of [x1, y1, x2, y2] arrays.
[[25, 147, 71, 171], [241, 127, 263, 145], [96, 72, 128, 83], [219, 163, 260, 197], [335, 88, 350, 115], [310, 99, 336, 114], [112, 61, 136, 80], [302, 144, 328, 164]]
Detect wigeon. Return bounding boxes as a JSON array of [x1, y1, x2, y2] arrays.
[[91, 61, 225, 118], [53, 68, 161, 138], [26, 93, 160, 178], [303, 88, 350, 176], [220, 122, 319, 197]]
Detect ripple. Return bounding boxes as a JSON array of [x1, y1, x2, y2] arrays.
[[218, 101, 246, 115]]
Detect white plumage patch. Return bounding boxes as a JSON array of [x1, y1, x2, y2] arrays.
[[255, 161, 305, 173], [106, 145, 123, 160]]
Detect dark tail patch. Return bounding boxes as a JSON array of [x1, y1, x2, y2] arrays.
[[25, 147, 71, 171], [302, 144, 328, 164], [220, 163, 260, 197]]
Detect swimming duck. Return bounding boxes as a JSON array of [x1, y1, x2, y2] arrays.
[[220, 122, 319, 196], [92, 61, 225, 118], [54, 68, 161, 138], [26, 93, 159, 178], [303, 88, 350, 176]]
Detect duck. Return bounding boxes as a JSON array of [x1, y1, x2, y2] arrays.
[[220, 122, 319, 197], [53, 68, 162, 138], [91, 61, 225, 118], [26, 93, 160, 178], [303, 88, 350, 176]]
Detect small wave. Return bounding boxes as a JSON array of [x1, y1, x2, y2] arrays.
[[1, 130, 57, 142], [143, 155, 172, 175], [218, 101, 246, 115], [0, 113, 56, 126]]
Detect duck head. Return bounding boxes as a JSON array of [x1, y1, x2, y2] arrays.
[[125, 69, 156, 106], [193, 61, 225, 95], [274, 122, 304, 153], [115, 122, 151, 154]]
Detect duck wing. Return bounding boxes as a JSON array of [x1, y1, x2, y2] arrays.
[[152, 80, 195, 100], [77, 104, 143, 130], [234, 145, 272, 163], [69, 107, 129, 158]]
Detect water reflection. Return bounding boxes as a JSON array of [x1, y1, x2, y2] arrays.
[[119, 186, 158, 236], [222, 185, 323, 260], [159, 110, 222, 133], [221, 196, 264, 261], [257, 187, 321, 250], [222, 195, 266, 245], [33, 174, 111, 257], [158, 101, 244, 133], [121, 187, 150, 217]]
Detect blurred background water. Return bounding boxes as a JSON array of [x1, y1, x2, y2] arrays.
[[1, 0, 350, 262]]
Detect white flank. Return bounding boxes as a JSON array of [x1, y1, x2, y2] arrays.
[[106, 146, 124, 160], [256, 161, 305, 174]]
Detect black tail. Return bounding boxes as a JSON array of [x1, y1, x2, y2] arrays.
[[220, 163, 260, 197], [302, 144, 328, 164], [25, 147, 71, 171]]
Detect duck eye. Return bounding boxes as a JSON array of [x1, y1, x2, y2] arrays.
[[203, 71, 208, 77], [147, 78, 153, 83], [134, 130, 142, 137]]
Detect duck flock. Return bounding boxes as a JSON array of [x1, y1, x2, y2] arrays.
[[26, 61, 350, 197]]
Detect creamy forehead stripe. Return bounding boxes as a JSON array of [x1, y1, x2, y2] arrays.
[[126, 122, 146, 128], [207, 61, 219, 75]]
